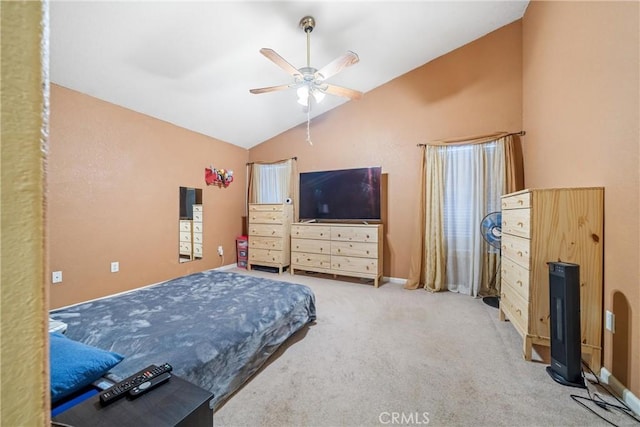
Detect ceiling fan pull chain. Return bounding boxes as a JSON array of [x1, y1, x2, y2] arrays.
[[306, 106, 313, 145]]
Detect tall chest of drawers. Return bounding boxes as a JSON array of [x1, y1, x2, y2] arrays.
[[498, 188, 604, 371], [290, 223, 383, 287], [247, 203, 293, 274], [179, 204, 203, 261]]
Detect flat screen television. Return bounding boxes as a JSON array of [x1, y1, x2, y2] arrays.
[[299, 167, 382, 222]]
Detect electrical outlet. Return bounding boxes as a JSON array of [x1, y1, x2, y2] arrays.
[[111, 261, 119, 273], [217, 246, 224, 256], [605, 310, 615, 333], [52, 271, 63, 284]]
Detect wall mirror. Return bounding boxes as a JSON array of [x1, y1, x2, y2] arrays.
[[179, 187, 203, 263]]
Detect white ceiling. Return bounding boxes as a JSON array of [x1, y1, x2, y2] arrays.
[[50, 1, 529, 149]]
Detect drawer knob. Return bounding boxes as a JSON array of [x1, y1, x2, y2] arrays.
[[366, 235, 370, 239], [518, 200, 523, 205], [517, 251, 523, 256], [517, 222, 524, 227], [516, 280, 523, 286], [338, 234, 341, 237]]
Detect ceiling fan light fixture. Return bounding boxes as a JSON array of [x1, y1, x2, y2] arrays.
[[297, 85, 309, 105], [312, 89, 325, 103]]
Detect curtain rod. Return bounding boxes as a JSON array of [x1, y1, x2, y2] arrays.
[[246, 156, 297, 166], [416, 130, 526, 147]]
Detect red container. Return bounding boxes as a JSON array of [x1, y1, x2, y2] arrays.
[[236, 236, 248, 268]]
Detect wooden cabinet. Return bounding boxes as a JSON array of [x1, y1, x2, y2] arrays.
[[290, 222, 383, 287], [498, 188, 604, 371], [192, 204, 203, 259], [179, 204, 203, 261], [248, 203, 292, 274]]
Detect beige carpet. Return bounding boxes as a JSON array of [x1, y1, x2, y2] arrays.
[[214, 268, 636, 427]]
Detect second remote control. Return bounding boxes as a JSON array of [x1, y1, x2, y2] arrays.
[[128, 372, 172, 398], [99, 363, 173, 405]]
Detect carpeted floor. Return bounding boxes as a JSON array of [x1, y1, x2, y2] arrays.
[[214, 268, 637, 427]]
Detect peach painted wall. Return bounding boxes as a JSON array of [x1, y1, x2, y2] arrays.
[[523, 1, 639, 396], [249, 21, 524, 280], [48, 85, 248, 309]]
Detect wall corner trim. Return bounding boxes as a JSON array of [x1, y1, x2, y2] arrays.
[[599, 367, 640, 416]]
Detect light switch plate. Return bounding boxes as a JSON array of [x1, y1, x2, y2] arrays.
[[111, 262, 119, 273], [605, 310, 615, 333]]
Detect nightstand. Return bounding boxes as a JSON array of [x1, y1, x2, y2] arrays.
[[52, 375, 214, 427]]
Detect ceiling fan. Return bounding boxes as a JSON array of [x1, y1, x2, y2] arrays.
[[249, 16, 363, 107]]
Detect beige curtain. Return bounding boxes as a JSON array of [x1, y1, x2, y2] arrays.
[[405, 132, 522, 293]]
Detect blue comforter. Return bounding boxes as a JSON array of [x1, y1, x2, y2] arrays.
[[50, 270, 316, 410]]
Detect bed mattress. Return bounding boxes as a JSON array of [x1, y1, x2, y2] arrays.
[[50, 270, 316, 410]]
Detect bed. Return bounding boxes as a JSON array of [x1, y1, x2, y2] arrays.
[[49, 270, 316, 411]]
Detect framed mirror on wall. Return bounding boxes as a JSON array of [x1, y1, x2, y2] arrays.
[[179, 187, 203, 263]]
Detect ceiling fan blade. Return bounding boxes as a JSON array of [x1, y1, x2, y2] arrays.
[[322, 84, 363, 100], [315, 51, 359, 81], [249, 83, 295, 94], [260, 48, 301, 77]]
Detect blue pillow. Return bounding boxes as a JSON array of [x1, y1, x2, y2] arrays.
[[49, 332, 124, 403]]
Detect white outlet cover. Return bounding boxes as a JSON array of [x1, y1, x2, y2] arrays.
[[111, 262, 119, 273], [52, 271, 63, 283]]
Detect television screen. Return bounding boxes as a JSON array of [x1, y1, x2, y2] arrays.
[[299, 167, 381, 221]]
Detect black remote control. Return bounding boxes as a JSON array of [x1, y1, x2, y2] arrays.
[[128, 372, 172, 398], [99, 363, 173, 406]]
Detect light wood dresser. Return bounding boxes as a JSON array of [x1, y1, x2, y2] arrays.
[[498, 187, 604, 372], [247, 203, 293, 274], [290, 222, 383, 287], [192, 204, 203, 259], [179, 204, 203, 261]]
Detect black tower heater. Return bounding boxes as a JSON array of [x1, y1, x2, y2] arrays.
[[546, 262, 585, 388]]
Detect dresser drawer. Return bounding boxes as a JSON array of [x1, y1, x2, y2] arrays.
[[502, 208, 531, 239], [193, 243, 202, 257], [192, 204, 203, 213], [179, 220, 191, 232], [501, 234, 530, 270], [249, 224, 284, 238], [292, 252, 331, 269], [331, 226, 378, 243], [192, 232, 203, 244], [249, 248, 284, 264], [192, 222, 203, 233], [291, 225, 331, 240], [501, 257, 530, 302], [192, 212, 203, 222], [249, 204, 283, 212], [249, 210, 286, 224], [500, 282, 528, 334], [501, 191, 531, 210], [179, 231, 192, 243], [331, 241, 378, 258], [179, 242, 191, 255], [250, 236, 284, 251], [291, 238, 330, 255], [331, 255, 378, 275]]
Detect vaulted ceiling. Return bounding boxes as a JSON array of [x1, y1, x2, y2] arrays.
[[50, 1, 529, 149]]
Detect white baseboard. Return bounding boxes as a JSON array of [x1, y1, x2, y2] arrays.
[[383, 276, 407, 285], [600, 367, 640, 415], [214, 263, 238, 271]]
